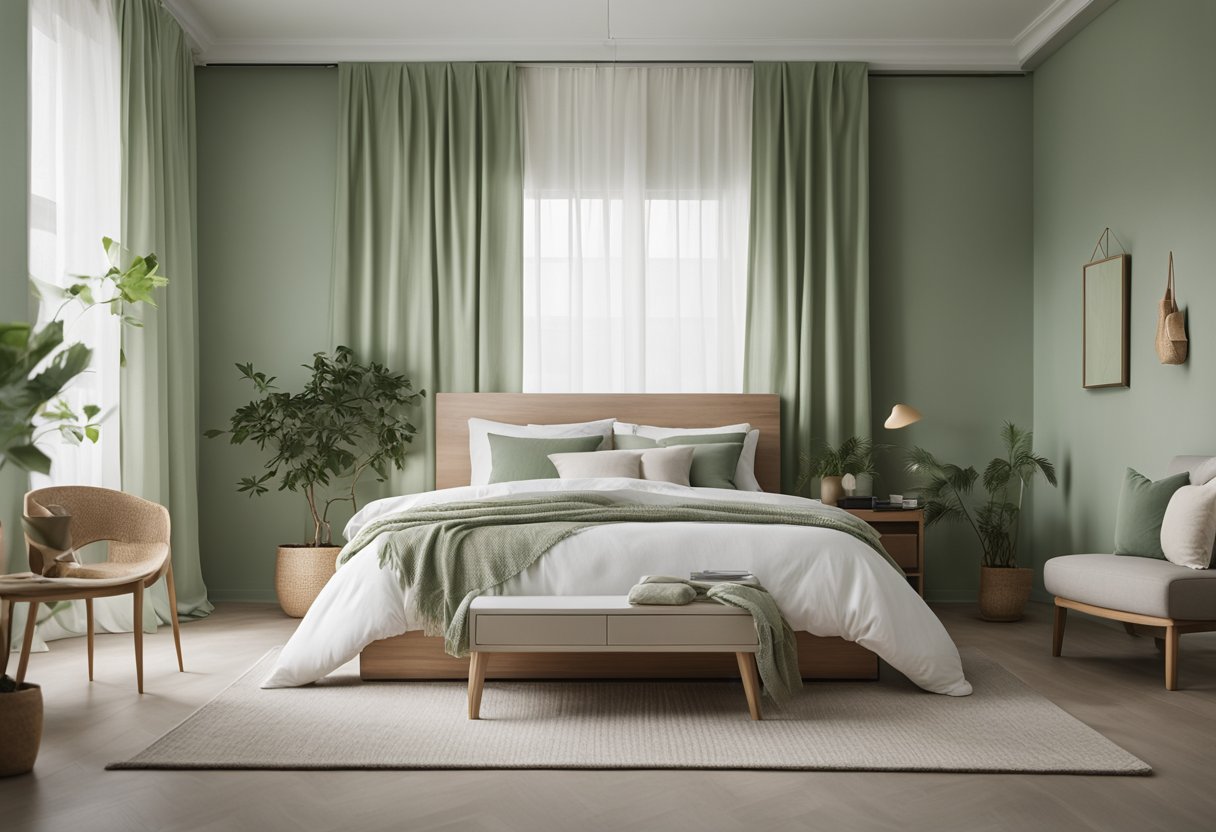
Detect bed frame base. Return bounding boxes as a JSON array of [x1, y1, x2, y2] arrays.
[[359, 631, 879, 681]]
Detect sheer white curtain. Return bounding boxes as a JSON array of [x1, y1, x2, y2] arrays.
[[520, 66, 752, 393], [26, 0, 127, 645]]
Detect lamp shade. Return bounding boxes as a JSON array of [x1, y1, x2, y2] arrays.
[[884, 403, 923, 430]]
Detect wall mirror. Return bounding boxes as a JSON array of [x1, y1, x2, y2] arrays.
[[1083, 253, 1130, 389]]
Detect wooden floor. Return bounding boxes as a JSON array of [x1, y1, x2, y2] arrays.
[[3, 601, 1216, 832]]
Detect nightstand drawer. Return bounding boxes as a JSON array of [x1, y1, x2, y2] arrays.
[[475, 615, 607, 646], [607, 614, 758, 646], [882, 533, 919, 569]]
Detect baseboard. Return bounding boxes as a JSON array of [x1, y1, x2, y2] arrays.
[[208, 589, 278, 603]]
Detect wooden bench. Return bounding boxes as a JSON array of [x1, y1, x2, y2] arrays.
[[467, 595, 763, 720]]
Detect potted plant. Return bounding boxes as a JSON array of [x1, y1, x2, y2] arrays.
[[0, 673, 42, 777], [0, 238, 165, 778], [797, 436, 880, 505], [206, 347, 424, 617], [906, 423, 1057, 621]]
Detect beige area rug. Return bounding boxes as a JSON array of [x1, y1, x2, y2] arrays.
[[109, 649, 1149, 774]]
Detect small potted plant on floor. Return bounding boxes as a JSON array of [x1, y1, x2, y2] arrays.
[[797, 436, 880, 505], [0, 672, 42, 777], [906, 423, 1057, 621], [206, 347, 424, 617]]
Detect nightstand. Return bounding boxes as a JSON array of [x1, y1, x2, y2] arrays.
[[844, 508, 925, 596]]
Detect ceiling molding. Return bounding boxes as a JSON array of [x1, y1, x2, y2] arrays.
[[163, 0, 1111, 72], [160, 0, 216, 58], [1013, 0, 1117, 68]]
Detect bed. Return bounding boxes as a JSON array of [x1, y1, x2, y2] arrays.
[[263, 393, 970, 696]]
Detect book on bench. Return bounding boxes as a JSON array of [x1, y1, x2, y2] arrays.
[[690, 570, 758, 584]]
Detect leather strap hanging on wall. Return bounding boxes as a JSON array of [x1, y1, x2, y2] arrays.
[[1155, 251, 1188, 365]]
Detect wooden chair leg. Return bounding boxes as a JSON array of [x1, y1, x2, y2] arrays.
[[1052, 603, 1067, 657], [0, 598, 12, 679], [165, 562, 184, 672], [1164, 625, 1179, 691], [468, 651, 488, 719], [16, 600, 39, 686], [86, 597, 95, 681], [736, 651, 763, 721], [133, 583, 145, 694]]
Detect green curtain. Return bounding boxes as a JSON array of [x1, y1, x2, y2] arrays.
[[116, 0, 211, 620], [331, 63, 523, 495], [744, 62, 871, 495]]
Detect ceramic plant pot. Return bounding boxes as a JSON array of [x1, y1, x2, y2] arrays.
[[275, 546, 340, 618], [978, 566, 1034, 622], [0, 682, 43, 777], [819, 476, 845, 507]]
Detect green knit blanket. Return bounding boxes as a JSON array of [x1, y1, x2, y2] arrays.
[[337, 493, 897, 660]]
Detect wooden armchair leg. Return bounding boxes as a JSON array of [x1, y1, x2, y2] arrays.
[[16, 600, 39, 686], [0, 599, 12, 679], [1164, 625, 1179, 691], [133, 583, 145, 694], [165, 562, 184, 673], [86, 597, 95, 681], [1052, 603, 1067, 657]]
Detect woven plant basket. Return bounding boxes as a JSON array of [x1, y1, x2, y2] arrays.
[[0, 682, 43, 777], [978, 566, 1034, 622], [275, 546, 340, 618]]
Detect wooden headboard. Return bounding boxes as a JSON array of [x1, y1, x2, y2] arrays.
[[435, 393, 781, 492]]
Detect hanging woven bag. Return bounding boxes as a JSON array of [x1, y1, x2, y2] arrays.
[[1155, 251, 1188, 365]]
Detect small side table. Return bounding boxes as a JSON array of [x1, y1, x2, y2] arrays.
[[845, 509, 925, 596]]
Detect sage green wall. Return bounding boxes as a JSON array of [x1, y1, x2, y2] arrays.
[[193, 67, 1035, 601], [870, 76, 1035, 601], [1, 0, 28, 569], [1031, 0, 1216, 583], [196, 67, 339, 600]]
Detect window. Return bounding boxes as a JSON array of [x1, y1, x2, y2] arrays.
[[28, 0, 122, 489], [520, 66, 752, 393]]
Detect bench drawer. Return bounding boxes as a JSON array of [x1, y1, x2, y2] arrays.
[[607, 615, 758, 647], [475, 615, 606, 647], [882, 533, 919, 569]]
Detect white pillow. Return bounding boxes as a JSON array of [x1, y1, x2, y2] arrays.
[[613, 422, 762, 492], [1161, 482, 1216, 570], [547, 446, 697, 486], [468, 418, 614, 485], [548, 449, 643, 479]]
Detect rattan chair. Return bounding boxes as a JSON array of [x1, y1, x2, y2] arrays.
[[0, 486, 183, 694]]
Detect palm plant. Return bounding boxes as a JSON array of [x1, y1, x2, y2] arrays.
[[795, 436, 881, 494], [905, 423, 1056, 568]]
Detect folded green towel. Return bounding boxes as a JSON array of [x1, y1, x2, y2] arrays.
[[627, 581, 698, 605], [624, 574, 803, 705]]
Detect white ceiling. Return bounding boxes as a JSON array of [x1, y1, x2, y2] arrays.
[[163, 0, 1116, 71]]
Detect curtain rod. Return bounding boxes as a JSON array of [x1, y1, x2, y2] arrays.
[[198, 62, 1025, 78]]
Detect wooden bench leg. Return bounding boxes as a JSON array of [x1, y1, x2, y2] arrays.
[[735, 652, 762, 721], [1052, 603, 1067, 657], [468, 651, 489, 719], [16, 600, 39, 686], [1164, 625, 1179, 691]]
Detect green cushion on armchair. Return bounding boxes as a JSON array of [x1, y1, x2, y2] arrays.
[[1114, 468, 1190, 559]]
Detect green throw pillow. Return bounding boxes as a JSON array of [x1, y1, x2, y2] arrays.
[[1113, 468, 1190, 559], [613, 434, 658, 450], [486, 434, 604, 484], [612, 432, 746, 488]]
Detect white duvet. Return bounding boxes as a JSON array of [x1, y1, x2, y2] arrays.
[[263, 479, 972, 696]]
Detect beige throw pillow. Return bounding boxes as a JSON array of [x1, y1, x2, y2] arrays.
[[1160, 482, 1216, 570], [639, 445, 696, 486], [548, 449, 643, 479]]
